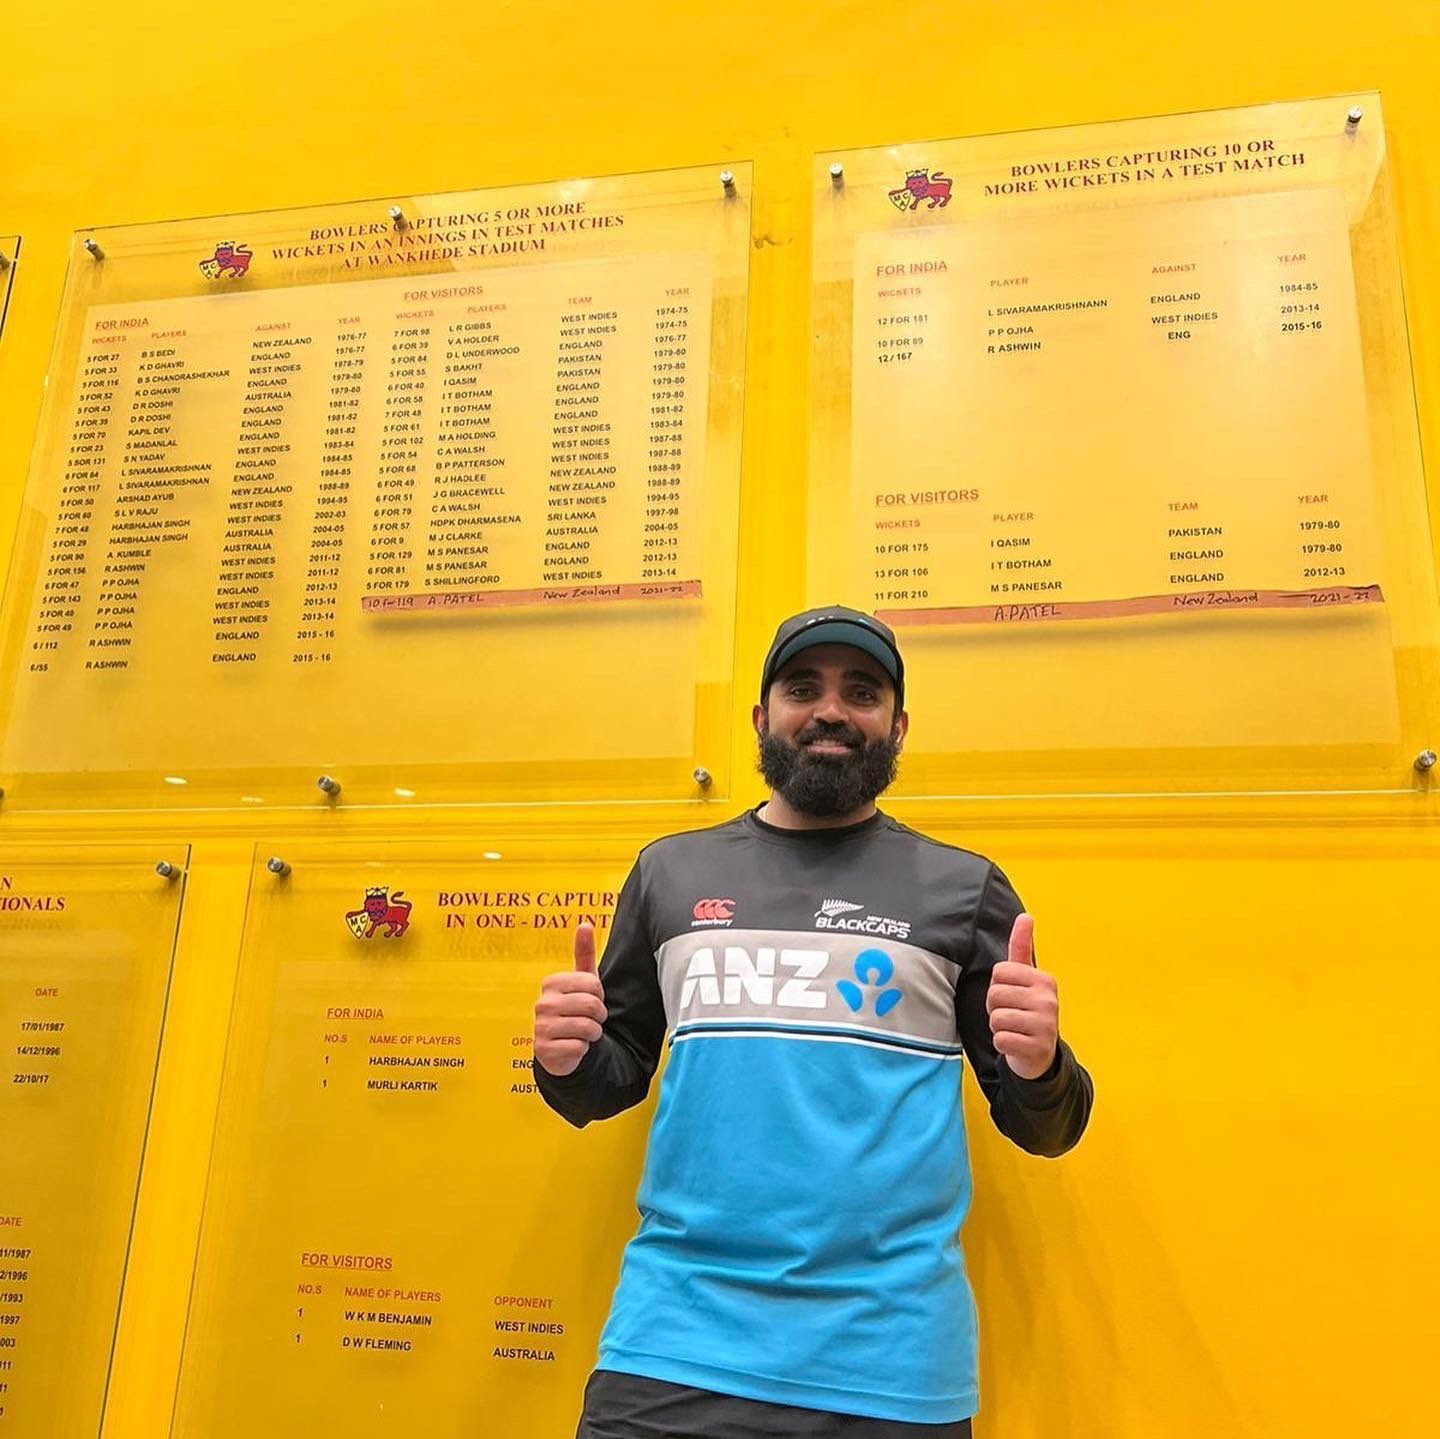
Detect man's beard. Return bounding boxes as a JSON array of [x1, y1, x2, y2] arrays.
[[757, 719, 901, 818]]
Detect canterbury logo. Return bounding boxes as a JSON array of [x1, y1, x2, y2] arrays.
[[692, 898, 735, 922], [817, 898, 864, 917]]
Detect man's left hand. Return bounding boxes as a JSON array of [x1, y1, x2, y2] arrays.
[[986, 913, 1060, 1081]]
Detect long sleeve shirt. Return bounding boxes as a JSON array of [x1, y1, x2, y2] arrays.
[[535, 805, 1092, 1424]]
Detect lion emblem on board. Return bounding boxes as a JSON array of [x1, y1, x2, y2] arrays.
[[198, 242, 253, 279], [345, 887, 413, 939], [887, 170, 953, 211]]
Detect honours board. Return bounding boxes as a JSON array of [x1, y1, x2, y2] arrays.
[[813, 95, 1438, 797], [851, 187, 1378, 618], [0, 845, 184, 1436], [169, 845, 651, 1438], [0, 167, 750, 811]]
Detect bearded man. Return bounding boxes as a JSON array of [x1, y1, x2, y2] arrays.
[[534, 605, 1093, 1439]]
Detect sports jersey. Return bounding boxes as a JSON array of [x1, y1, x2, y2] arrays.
[[535, 805, 1092, 1425]]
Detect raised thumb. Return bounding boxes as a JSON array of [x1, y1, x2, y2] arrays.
[[573, 921, 597, 974]]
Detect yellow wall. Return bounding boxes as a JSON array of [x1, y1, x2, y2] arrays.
[[2, 3, 1437, 1436]]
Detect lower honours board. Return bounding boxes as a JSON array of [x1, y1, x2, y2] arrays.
[[0, 846, 184, 1437], [169, 845, 651, 1438]]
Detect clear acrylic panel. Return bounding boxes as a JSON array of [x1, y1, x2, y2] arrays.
[[169, 842, 649, 1438], [812, 95, 1440, 798], [0, 843, 185, 1436], [0, 239, 17, 338], [0, 165, 750, 812]]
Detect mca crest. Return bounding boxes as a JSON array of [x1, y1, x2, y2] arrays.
[[887, 170, 953, 212], [198, 242, 253, 279], [345, 886, 413, 939]]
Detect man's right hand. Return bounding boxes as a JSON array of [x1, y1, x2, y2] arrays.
[[533, 921, 608, 1077]]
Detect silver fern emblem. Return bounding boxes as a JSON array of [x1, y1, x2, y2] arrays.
[[818, 898, 864, 917]]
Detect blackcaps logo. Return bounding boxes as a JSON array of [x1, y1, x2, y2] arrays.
[[814, 898, 911, 941], [345, 887, 412, 939]]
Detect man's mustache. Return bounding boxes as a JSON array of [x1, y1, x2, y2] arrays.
[[794, 725, 865, 750]]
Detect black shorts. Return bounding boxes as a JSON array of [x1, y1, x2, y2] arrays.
[[576, 1370, 974, 1439]]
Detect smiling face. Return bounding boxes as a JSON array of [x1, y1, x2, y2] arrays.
[[753, 643, 908, 820]]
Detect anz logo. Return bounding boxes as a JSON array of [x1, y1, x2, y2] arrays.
[[680, 946, 828, 1009], [836, 949, 904, 1016], [678, 945, 904, 1016]]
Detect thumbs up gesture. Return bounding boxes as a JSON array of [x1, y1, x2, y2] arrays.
[[985, 914, 1060, 1081], [533, 922, 609, 1077]]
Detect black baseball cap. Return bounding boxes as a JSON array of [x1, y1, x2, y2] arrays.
[[760, 606, 905, 710]]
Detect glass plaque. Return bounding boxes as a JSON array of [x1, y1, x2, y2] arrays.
[[0, 239, 16, 338], [170, 843, 651, 1438], [0, 165, 751, 811], [0, 844, 184, 1436], [813, 95, 1439, 797]]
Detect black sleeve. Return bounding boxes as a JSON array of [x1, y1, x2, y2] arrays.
[[954, 863, 1093, 1158], [532, 856, 667, 1128]]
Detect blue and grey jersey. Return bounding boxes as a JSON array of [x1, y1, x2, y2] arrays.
[[535, 806, 1092, 1424]]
